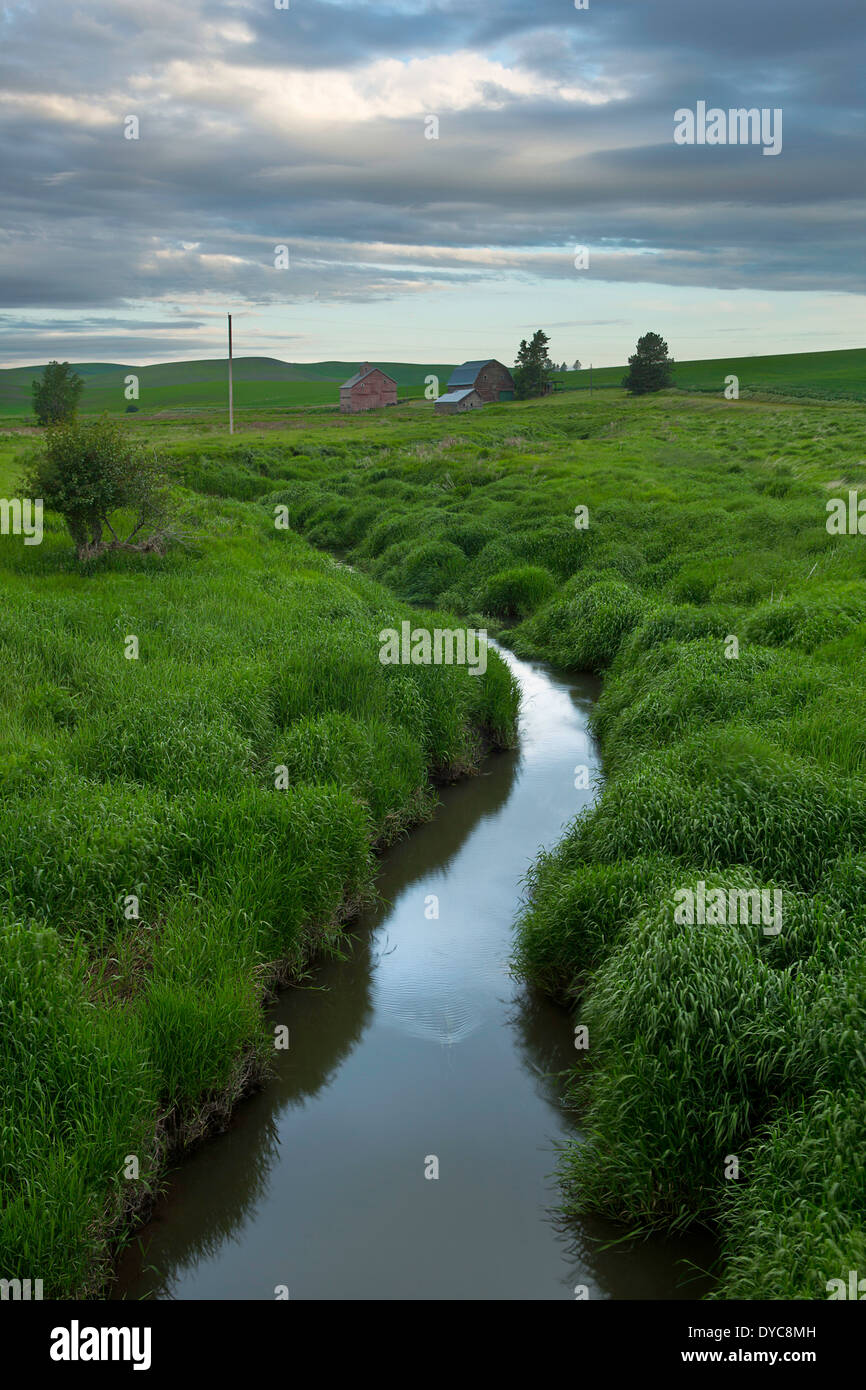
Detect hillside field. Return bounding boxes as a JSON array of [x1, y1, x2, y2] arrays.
[[1, 345, 864, 421], [554, 345, 866, 401], [0, 357, 457, 419]]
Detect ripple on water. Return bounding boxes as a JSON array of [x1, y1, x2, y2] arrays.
[[376, 982, 487, 1045]]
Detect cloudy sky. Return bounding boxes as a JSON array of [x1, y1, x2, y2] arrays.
[[1, 0, 863, 367]]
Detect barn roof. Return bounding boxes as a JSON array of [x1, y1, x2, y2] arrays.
[[341, 364, 397, 389], [437, 388, 478, 404], [446, 360, 496, 388]]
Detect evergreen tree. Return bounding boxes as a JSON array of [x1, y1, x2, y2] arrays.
[[622, 332, 674, 395], [513, 329, 552, 399]]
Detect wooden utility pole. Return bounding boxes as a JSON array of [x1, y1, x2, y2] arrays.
[[228, 313, 234, 434], [589, 362, 593, 396]]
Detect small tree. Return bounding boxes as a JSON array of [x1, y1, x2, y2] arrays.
[[622, 332, 674, 395], [24, 417, 169, 559], [572, 359, 581, 371], [32, 361, 84, 425], [513, 329, 553, 399]]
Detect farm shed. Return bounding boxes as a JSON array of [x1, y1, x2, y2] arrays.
[[339, 363, 398, 413], [434, 388, 484, 415], [445, 359, 515, 403]]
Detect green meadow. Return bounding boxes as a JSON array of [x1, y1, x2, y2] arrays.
[[2, 368, 866, 1299], [3, 345, 865, 421], [0, 449, 518, 1296], [130, 382, 865, 1300], [0, 357, 457, 419], [553, 345, 866, 400]]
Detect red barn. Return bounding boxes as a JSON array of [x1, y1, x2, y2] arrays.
[[339, 363, 398, 413], [444, 359, 515, 403]]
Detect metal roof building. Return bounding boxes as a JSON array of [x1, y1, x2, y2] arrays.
[[434, 387, 484, 414], [444, 359, 515, 403], [446, 361, 493, 388]]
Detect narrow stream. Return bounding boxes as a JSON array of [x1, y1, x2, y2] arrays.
[[113, 647, 714, 1301]]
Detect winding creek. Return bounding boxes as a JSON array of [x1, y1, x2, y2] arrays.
[[113, 646, 714, 1300]]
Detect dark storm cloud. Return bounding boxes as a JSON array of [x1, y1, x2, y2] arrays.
[[0, 0, 863, 353]]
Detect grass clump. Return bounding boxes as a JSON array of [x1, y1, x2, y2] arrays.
[[712, 1087, 866, 1300], [513, 579, 650, 671], [481, 564, 556, 618], [513, 854, 678, 1001], [0, 918, 158, 1295], [560, 875, 816, 1230]]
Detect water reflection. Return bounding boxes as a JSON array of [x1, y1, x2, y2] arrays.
[[113, 650, 714, 1301]]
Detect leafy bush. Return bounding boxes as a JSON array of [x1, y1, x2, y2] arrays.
[[23, 417, 167, 557]]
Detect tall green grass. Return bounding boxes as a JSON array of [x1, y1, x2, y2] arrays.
[[173, 388, 866, 1300], [0, 477, 518, 1296], [5, 384, 865, 1299]]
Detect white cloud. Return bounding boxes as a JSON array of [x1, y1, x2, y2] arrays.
[[0, 92, 115, 127], [132, 51, 623, 127]]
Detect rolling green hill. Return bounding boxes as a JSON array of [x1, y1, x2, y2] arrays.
[[1, 347, 863, 420], [0, 357, 457, 418], [556, 346, 866, 400]]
